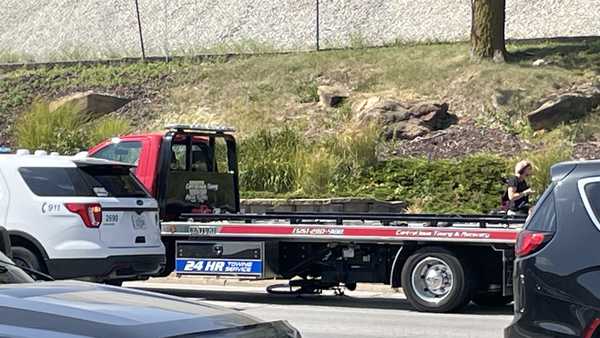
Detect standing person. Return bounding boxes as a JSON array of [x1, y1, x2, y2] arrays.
[[507, 160, 534, 215]]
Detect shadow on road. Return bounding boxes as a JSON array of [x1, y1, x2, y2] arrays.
[[133, 286, 513, 316]]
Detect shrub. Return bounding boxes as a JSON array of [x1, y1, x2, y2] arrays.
[[87, 117, 131, 146], [239, 127, 302, 193], [15, 101, 132, 155], [349, 154, 508, 213], [239, 124, 380, 197], [15, 101, 87, 154], [295, 146, 339, 196]]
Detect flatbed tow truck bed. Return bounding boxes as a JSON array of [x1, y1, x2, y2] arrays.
[[161, 212, 525, 313], [88, 124, 526, 312]]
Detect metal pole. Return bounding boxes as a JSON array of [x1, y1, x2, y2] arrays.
[[134, 0, 146, 60], [163, 0, 169, 61], [316, 0, 320, 51]]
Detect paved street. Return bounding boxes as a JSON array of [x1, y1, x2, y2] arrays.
[[128, 282, 513, 338]]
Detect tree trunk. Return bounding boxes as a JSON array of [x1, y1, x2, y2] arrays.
[[471, 0, 506, 61]]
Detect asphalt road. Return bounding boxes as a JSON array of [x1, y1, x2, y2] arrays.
[[129, 282, 513, 338]]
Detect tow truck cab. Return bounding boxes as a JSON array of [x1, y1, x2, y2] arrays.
[[88, 125, 241, 221]]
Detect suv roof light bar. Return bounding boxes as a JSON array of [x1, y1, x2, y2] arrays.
[[165, 124, 236, 134]]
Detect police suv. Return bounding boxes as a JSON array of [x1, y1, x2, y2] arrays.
[[0, 150, 165, 284]]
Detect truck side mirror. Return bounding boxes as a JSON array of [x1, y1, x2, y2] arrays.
[[0, 227, 12, 259]]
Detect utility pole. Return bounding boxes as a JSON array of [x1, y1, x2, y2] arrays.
[[134, 0, 146, 60], [316, 0, 320, 51]]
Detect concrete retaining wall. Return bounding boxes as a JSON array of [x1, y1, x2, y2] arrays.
[[1, 0, 599, 61], [240, 198, 406, 214]]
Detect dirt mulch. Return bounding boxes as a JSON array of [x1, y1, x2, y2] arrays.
[[574, 142, 600, 160], [389, 122, 536, 159]]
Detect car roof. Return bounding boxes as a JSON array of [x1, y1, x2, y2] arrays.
[[0, 154, 133, 169], [552, 160, 600, 182]]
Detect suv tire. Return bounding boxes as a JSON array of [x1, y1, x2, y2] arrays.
[[12, 246, 43, 272]]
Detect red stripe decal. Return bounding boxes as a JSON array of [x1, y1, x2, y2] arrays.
[[218, 225, 518, 241]]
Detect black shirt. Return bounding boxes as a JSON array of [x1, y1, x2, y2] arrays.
[[507, 176, 529, 212]]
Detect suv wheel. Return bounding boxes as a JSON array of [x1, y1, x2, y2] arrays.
[[401, 247, 473, 313], [12, 246, 43, 272]]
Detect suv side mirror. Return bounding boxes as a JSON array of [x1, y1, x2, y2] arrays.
[[0, 227, 12, 259]]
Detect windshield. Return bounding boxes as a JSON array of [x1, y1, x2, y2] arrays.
[[0, 252, 35, 284]]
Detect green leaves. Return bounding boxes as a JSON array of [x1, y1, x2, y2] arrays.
[[14, 101, 131, 155], [345, 155, 508, 213]]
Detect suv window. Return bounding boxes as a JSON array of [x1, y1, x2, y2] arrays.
[[19, 166, 149, 198], [19, 167, 94, 197], [79, 165, 149, 198], [526, 190, 557, 232], [92, 141, 142, 165], [584, 182, 600, 225]]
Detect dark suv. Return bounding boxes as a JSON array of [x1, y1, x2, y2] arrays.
[[506, 160, 600, 338]]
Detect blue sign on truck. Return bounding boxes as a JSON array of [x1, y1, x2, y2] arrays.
[[175, 258, 263, 276]]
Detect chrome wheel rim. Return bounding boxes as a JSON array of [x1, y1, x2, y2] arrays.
[[411, 257, 454, 303]]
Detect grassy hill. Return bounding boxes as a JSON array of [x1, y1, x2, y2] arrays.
[[1, 38, 598, 211]]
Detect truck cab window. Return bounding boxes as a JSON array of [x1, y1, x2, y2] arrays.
[[191, 144, 210, 172], [92, 141, 142, 165], [170, 144, 187, 171]]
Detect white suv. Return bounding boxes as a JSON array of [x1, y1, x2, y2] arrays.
[[0, 151, 165, 283]]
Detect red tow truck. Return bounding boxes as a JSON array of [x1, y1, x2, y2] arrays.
[[89, 125, 524, 313]]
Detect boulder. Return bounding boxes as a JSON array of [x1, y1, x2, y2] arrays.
[[382, 110, 411, 124], [384, 121, 429, 140], [317, 86, 349, 107], [353, 96, 409, 122], [418, 109, 458, 130], [354, 96, 457, 140], [50, 91, 132, 119], [527, 92, 599, 130], [408, 102, 448, 118]]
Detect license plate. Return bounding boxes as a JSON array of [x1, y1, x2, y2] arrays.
[[132, 214, 146, 229], [103, 213, 120, 226]]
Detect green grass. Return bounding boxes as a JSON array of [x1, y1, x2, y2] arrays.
[[2, 39, 599, 211], [3, 39, 597, 136]]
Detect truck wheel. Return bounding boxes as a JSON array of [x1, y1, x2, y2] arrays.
[[472, 293, 512, 307], [401, 247, 473, 313], [12, 246, 43, 272]]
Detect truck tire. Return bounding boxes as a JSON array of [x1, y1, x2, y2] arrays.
[[401, 247, 473, 313], [12, 246, 43, 272], [472, 293, 512, 307]]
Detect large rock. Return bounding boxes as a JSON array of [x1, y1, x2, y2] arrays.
[[527, 92, 599, 130], [408, 102, 448, 118], [50, 91, 132, 119], [353, 96, 409, 122], [317, 86, 349, 107], [384, 121, 430, 140], [354, 96, 457, 140]]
